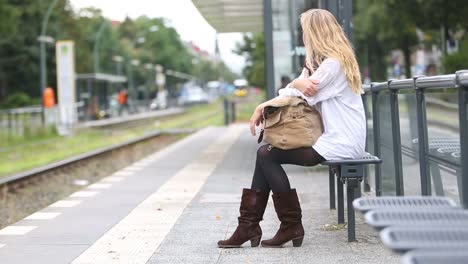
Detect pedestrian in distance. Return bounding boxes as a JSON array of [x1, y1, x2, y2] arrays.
[[218, 8, 366, 248], [277, 75, 291, 96], [118, 89, 128, 116]]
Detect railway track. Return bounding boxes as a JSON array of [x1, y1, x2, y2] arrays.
[[0, 128, 192, 228], [0, 105, 223, 228], [0, 129, 193, 192]]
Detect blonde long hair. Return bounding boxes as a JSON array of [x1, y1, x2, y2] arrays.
[[300, 9, 362, 94]]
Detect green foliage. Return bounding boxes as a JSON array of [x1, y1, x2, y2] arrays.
[[0, 1, 236, 104], [1, 92, 33, 109], [353, 0, 468, 80], [444, 41, 468, 73], [233, 33, 265, 88], [192, 59, 237, 84]]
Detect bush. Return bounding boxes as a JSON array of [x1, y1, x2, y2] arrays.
[[444, 40, 468, 73], [0, 92, 33, 109]]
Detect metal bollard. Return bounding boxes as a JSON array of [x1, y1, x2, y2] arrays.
[[8, 111, 12, 138], [230, 101, 236, 123], [223, 98, 229, 126]]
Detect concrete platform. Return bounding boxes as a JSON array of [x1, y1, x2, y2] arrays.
[[0, 124, 399, 264]]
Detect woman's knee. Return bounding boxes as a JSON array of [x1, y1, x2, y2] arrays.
[[256, 145, 272, 161]]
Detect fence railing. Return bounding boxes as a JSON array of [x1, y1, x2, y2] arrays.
[[0, 98, 161, 139], [363, 70, 468, 209], [0, 102, 86, 139], [0, 106, 45, 138]]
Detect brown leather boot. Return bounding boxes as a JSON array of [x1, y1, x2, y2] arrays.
[[261, 189, 304, 248], [218, 188, 269, 248]]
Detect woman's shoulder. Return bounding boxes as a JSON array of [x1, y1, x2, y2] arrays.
[[317, 58, 343, 76], [321, 58, 341, 68]]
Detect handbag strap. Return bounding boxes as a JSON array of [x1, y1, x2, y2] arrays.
[[257, 129, 264, 144]]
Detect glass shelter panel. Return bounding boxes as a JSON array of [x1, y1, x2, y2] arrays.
[[398, 92, 421, 195], [364, 93, 376, 192], [377, 91, 397, 195], [425, 89, 461, 204]]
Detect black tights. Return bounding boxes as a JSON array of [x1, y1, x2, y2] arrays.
[[251, 145, 325, 193]]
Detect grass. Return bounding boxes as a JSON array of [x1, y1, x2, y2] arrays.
[[234, 90, 265, 122], [157, 101, 224, 129], [0, 93, 264, 178], [0, 101, 217, 178], [2, 127, 151, 177]]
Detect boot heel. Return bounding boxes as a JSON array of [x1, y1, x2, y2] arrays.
[[250, 236, 261, 247], [292, 237, 304, 247]]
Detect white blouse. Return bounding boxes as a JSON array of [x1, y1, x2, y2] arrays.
[[278, 58, 366, 160]]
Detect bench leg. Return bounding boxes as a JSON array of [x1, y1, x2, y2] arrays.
[[346, 179, 358, 242], [430, 164, 444, 196], [354, 182, 362, 199], [456, 169, 463, 202], [329, 166, 336, 209], [337, 170, 345, 224], [363, 165, 371, 192]]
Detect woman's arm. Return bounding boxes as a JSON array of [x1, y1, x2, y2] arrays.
[[250, 59, 342, 135], [279, 58, 343, 105], [249, 97, 279, 136], [278, 68, 319, 98]]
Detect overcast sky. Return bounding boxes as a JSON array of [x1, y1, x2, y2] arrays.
[[69, 0, 245, 74]]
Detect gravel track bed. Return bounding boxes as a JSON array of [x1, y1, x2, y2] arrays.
[[0, 133, 185, 229]]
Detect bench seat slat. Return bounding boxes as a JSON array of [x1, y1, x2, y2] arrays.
[[365, 209, 468, 230], [380, 226, 468, 253], [321, 155, 382, 165], [401, 249, 468, 264], [353, 196, 458, 213]]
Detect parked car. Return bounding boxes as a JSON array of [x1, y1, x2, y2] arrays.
[[178, 86, 209, 106], [206, 80, 222, 100], [233, 79, 249, 97], [150, 90, 168, 110]]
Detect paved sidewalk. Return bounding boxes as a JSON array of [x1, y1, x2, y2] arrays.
[[0, 124, 399, 264], [148, 125, 399, 264]]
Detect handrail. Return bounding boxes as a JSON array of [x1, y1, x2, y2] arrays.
[[363, 69, 468, 207], [457, 70, 468, 86], [416, 74, 456, 89], [364, 73, 463, 92], [363, 84, 371, 92], [371, 82, 388, 92], [389, 79, 413, 91]]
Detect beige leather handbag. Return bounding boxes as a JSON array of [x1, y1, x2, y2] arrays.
[[257, 97, 323, 150]]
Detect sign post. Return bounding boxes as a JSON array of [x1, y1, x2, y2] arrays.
[[56, 41, 76, 135]]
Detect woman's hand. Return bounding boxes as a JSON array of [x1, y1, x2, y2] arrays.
[[249, 105, 264, 136], [292, 78, 320, 97]]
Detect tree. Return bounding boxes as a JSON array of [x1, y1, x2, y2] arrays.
[[233, 33, 265, 88], [353, 0, 468, 81], [0, 1, 236, 107], [353, 0, 419, 79]]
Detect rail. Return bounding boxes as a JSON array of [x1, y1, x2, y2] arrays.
[[0, 128, 193, 191], [363, 70, 468, 208]]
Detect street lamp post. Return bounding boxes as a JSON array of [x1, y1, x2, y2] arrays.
[[112, 55, 124, 76], [38, 0, 59, 124], [144, 63, 154, 105], [93, 20, 109, 73], [129, 59, 140, 105]]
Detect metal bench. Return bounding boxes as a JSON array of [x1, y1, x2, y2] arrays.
[[353, 196, 458, 214], [321, 154, 381, 242], [412, 137, 461, 196], [355, 196, 467, 262], [412, 137, 460, 144], [401, 249, 468, 264], [452, 151, 461, 158], [380, 226, 468, 253], [437, 146, 461, 154], [364, 208, 468, 230]]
